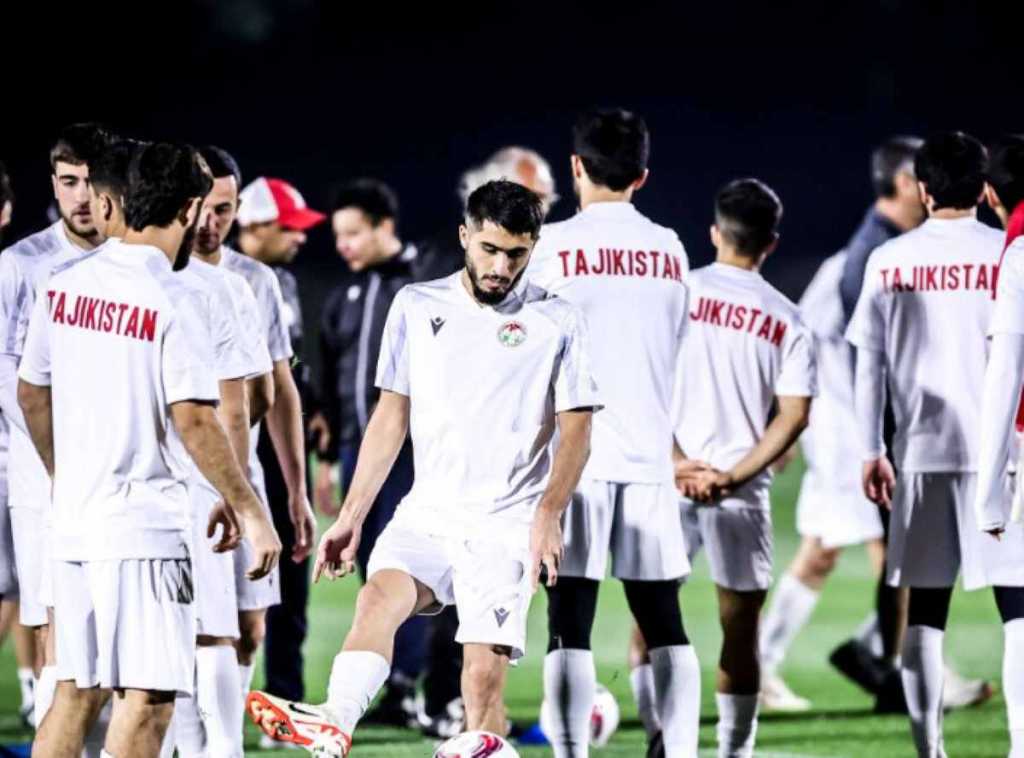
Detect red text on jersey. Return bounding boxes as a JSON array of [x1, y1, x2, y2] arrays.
[[46, 290, 158, 342], [557, 248, 684, 282], [689, 295, 787, 347]]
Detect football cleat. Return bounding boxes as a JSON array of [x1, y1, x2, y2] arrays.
[[246, 690, 352, 757]]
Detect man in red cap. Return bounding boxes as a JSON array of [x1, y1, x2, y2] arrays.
[[235, 177, 326, 719]]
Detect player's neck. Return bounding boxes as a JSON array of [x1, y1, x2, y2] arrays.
[[123, 227, 181, 262], [928, 206, 976, 221], [60, 219, 99, 252], [194, 246, 223, 266], [578, 186, 633, 210], [715, 248, 761, 272]]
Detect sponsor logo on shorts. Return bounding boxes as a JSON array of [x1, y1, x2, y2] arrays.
[[497, 321, 527, 348], [493, 607, 510, 627]]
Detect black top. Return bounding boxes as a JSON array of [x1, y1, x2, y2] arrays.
[[838, 207, 903, 324]]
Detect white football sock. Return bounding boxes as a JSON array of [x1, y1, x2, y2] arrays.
[[326, 651, 391, 734], [34, 665, 58, 729], [543, 649, 594, 758], [630, 663, 661, 738], [853, 612, 883, 658], [715, 693, 758, 757], [239, 663, 254, 700], [759, 573, 819, 676], [1003, 619, 1024, 757], [650, 645, 701, 758], [197, 645, 244, 758], [82, 698, 112, 757], [902, 625, 945, 757], [171, 692, 206, 757], [17, 667, 34, 711]]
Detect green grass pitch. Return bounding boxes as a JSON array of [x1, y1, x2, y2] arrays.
[[0, 458, 1009, 755]]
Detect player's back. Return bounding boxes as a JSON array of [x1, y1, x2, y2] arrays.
[[677, 262, 815, 504], [529, 202, 688, 483], [24, 240, 217, 558], [846, 217, 1002, 470]]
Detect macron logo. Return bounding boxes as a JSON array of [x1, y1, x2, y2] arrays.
[[493, 607, 510, 628], [430, 316, 446, 335]]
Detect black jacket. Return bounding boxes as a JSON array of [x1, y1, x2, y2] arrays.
[[318, 242, 458, 458]]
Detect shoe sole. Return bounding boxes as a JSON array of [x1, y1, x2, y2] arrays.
[[246, 691, 316, 749]]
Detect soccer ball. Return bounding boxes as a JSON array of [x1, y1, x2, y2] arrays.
[[433, 730, 520, 758], [539, 683, 621, 747]]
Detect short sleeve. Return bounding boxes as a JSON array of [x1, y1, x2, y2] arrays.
[[264, 270, 293, 363], [236, 280, 273, 376], [162, 294, 220, 406], [374, 288, 411, 396], [16, 289, 51, 387], [844, 254, 886, 352], [0, 253, 29, 358], [991, 242, 1024, 337], [554, 304, 603, 413], [775, 323, 817, 398], [208, 280, 256, 382]]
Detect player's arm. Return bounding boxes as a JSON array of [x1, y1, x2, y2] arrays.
[[854, 345, 895, 507], [17, 379, 53, 477], [172, 399, 281, 578], [0, 354, 28, 435], [0, 256, 29, 435], [218, 377, 250, 476], [313, 390, 410, 582], [247, 372, 274, 426]]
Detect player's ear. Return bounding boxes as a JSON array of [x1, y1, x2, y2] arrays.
[[710, 224, 720, 248], [570, 155, 583, 179], [632, 169, 650, 192], [916, 181, 931, 212], [983, 183, 1002, 213], [763, 235, 780, 258], [458, 224, 469, 250]]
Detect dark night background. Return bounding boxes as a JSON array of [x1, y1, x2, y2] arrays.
[[2, 1, 1019, 380]]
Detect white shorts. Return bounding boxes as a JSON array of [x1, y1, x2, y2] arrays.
[[11, 506, 49, 626], [681, 499, 774, 591], [191, 488, 239, 639], [0, 491, 18, 597], [888, 472, 1024, 591], [233, 483, 281, 612], [560, 479, 690, 581], [53, 558, 196, 695], [795, 465, 884, 548], [367, 519, 533, 661]]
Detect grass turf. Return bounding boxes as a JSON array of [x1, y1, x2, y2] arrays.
[[0, 457, 1008, 756]]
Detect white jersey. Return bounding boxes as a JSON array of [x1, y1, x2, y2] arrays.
[[0, 222, 92, 511], [18, 241, 219, 561], [378, 272, 602, 535], [528, 201, 689, 483], [675, 263, 817, 509], [990, 237, 1024, 338], [845, 216, 1003, 472]]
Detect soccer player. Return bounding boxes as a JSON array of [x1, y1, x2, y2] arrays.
[[247, 179, 600, 757], [527, 108, 697, 758], [0, 123, 110, 730], [86, 138, 140, 241], [971, 133, 1024, 757], [19, 141, 280, 758], [847, 131, 1023, 757], [674, 179, 816, 758]]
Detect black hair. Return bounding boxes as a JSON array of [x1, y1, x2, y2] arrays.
[[0, 161, 12, 208], [988, 135, 1024, 214], [464, 179, 544, 239], [49, 122, 111, 173], [124, 143, 213, 231], [714, 178, 784, 256], [914, 131, 988, 211], [89, 138, 141, 200], [871, 136, 923, 198], [331, 178, 399, 226], [572, 108, 650, 191], [199, 145, 242, 188]]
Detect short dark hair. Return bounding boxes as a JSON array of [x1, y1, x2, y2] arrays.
[[573, 108, 650, 191], [199, 145, 242, 188], [49, 123, 111, 173], [988, 134, 1024, 214], [0, 161, 12, 208], [915, 131, 988, 211], [465, 179, 544, 239], [715, 178, 784, 256], [90, 138, 141, 200], [331, 178, 399, 226], [871, 136, 923, 198], [124, 143, 213, 231]]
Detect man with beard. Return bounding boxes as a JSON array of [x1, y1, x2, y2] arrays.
[[0, 123, 110, 732], [21, 141, 280, 758]]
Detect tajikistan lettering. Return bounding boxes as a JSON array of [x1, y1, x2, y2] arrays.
[[689, 296, 787, 347], [46, 290, 158, 342], [879, 263, 998, 294], [557, 248, 684, 282]]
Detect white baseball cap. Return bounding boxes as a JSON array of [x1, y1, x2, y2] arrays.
[[237, 177, 325, 230]]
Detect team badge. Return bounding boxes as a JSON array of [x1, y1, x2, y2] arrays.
[[497, 320, 527, 347]]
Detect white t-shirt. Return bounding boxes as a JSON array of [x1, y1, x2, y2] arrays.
[[528, 201, 689, 483], [18, 241, 220, 561], [0, 222, 92, 510], [845, 216, 1003, 472], [378, 272, 602, 536], [675, 263, 817, 509], [990, 237, 1024, 338]]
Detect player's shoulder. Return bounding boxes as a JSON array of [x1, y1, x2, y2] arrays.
[[222, 246, 278, 290], [520, 280, 585, 330], [399, 272, 460, 307], [1000, 237, 1024, 275], [1, 223, 65, 275]]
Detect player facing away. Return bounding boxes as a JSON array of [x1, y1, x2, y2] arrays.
[[527, 108, 699, 758], [847, 131, 1024, 758], [672, 179, 817, 758], [18, 142, 280, 758], [247, 179, 602, 757]]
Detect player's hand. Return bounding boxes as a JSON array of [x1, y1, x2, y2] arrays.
[[530, 507, 563, 590], [862, 457, 896, 509], [313, 511, 361, 583], [674, 458, 711, 499], [315, 463, 341, 517], [288, 490, 317, 563], [309, 412, 332, 455], [207, 500, 242, 553], [241, 511, 282, 580]]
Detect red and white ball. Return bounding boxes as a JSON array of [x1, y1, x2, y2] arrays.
[[433, 730, 521, 758], [539, 683, 621, 748]]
